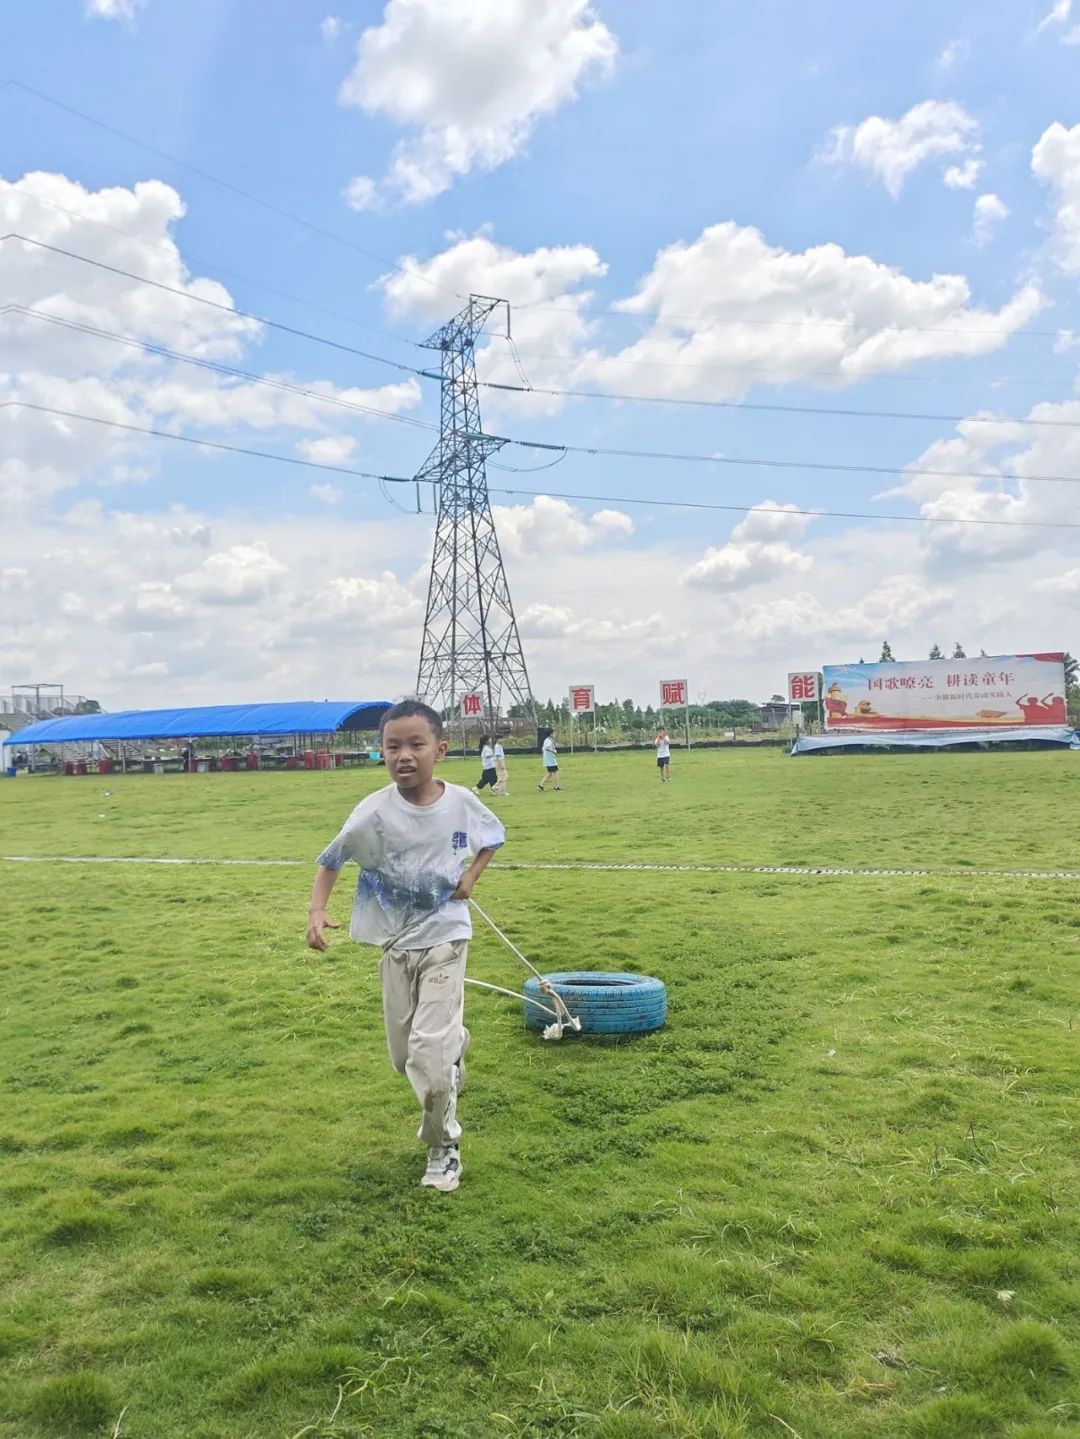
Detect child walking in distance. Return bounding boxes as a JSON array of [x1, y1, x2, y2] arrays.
[[474, 735, 498, 794], [655, 727, 671, 782], [306, 700, 504, 1193], [538, 733, 561, 790], [494, 739, 509, 796]]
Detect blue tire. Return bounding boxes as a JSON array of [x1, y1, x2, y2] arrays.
[[523, 971, 667, 1035]]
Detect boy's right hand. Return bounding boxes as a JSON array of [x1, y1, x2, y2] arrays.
[[306, 909, 340, 951]]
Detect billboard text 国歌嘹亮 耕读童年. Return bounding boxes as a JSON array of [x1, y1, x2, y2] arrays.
[[821, 654, 1067, 731]]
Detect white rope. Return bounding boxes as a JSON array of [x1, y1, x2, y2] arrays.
[[463, 976, 560, 1019], [5, 854, 1080, 881], [468, 898, 580, 1031]]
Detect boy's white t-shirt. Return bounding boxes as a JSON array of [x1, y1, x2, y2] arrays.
[[494, 743, 505, 761], [481, 744, 495, 768], [656, 735, 671, 759], [317, 781, 505, 949], [542, 736, 558, 767]]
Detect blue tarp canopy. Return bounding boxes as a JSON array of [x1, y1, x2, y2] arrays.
[[4, 701, 392, 747], [790, 725, 1080, 755]]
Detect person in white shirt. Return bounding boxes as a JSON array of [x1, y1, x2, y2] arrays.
[[538, 732, 561, 791], [474, 734, 498, 794], [493, 738, 509, 795], [306, 701, 504, 1193], [654, 727, 671, 782]]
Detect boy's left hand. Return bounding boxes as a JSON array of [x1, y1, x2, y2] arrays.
[[451, 876, 474, 902]]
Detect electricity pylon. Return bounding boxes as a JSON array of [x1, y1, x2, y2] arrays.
[[414, 295, 534, 730]]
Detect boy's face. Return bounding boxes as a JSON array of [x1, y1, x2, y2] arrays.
[[381, 715, 448, 791]]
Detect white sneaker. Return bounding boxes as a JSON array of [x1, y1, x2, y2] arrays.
[[421, 1144, 462, 1192]]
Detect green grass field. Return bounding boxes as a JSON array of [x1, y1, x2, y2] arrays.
[[2, 750, 1079, 1439]]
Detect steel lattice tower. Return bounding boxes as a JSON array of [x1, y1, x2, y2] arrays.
[[414, 295, 534, 727]]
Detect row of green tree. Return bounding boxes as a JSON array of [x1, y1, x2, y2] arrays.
[[509, 696, 763, 739]]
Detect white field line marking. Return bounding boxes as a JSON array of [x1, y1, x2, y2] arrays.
[[3, 855, 1080, 881]]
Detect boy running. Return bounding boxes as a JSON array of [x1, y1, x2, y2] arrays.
[[306, 700, 504, 1192], [538, 732, 561, 791]]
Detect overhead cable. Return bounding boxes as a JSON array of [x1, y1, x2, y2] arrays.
[[479, 378, 1080, 429], [5, 400, 1077, 531], [5, 86, 1064, 343], [13, 307, 438, 432], [10, 184, 421, 348], [8, 80, 463, 302], [8, 234, 1075, 415], [487, 432, 1080, 489], [4, 234, 428, 379]]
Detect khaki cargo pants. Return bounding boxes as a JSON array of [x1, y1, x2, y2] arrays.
[[379, 940, 467, 1147]]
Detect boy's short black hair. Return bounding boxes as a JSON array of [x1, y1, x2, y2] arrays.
[[379, 699, 444, 740]]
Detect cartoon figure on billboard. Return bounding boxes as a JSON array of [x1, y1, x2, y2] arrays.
[[825, 682, 848, 720], [1016, 693, 1067, 724]]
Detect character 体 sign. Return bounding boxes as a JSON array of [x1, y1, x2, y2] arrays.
[[460, 693, 483, 718]]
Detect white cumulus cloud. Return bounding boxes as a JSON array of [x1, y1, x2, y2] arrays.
[[943, 158, 982, 190], [823, 99, 980, 197], [297, 436, 357, 465], [339, 0, 617, 207], [381, 224, 1044, 411], [973, 192, 1009, 244], [681, 503, 817, 592], [1033, 120, 1080, 271], [491, 495, 633, 559], [85, 0, 145, 18]]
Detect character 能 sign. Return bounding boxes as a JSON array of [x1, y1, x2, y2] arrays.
[[822, 654, 1067, 731], [788, 672, 821, 703]]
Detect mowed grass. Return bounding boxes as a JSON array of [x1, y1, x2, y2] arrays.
[[0, 750, 1077, 1438]]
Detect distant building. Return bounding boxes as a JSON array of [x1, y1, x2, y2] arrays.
[[758, 700, 792, 731]]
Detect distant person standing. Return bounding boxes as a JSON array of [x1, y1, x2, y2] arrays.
[[538, 733, 561, 791], [493, 738, 509, 795], [474, 735, 498, 794], [654, 727, 671, 783]]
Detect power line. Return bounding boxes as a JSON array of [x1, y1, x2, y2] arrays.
[[13, 307, 438, 432], [8, 80, 463, 302], [483, 485, 1078, 531], [6, 400, 1079, 530], [9, 184, 422, 349], [502, 347, 1070, 388], [480, 379, 1080, 430], [9, 232, 1074, 413], [489, 431, 1080, 489], [4, 401, 416, 483], [3, 235, 429, 379], [5, 84, 1064, 345], [510, 295, 1063, 341]]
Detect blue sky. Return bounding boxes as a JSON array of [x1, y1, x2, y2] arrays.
[[3, 0, 1080, 707]]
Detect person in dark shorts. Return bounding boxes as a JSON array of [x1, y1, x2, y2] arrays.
[[474, 735, 498, 793], [538, 733, 561, 791], [655, 727, 671, 782]]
